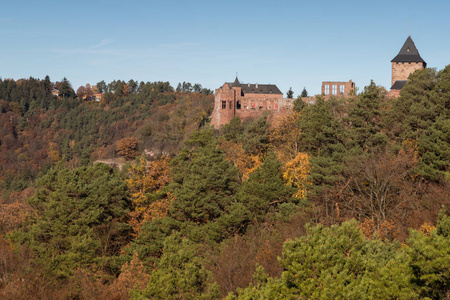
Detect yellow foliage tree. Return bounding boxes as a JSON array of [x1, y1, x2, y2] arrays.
[[126, 156, 172, 235], [218, 139, 262, 181], [282, 152, 311, 199]]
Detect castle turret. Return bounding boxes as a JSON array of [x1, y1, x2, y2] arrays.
[[390, 36, 426, 94]]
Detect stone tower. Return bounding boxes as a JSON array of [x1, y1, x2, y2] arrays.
[[390, 36, 426, 97]]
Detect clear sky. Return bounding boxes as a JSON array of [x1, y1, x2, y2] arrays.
[[1, 0, 449, 96]]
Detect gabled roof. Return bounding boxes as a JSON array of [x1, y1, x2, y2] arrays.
[[391, 36, 426, 65], [240, 83, 282, 94], [224, 81, 283, 95], [391, 80, 408, 90]]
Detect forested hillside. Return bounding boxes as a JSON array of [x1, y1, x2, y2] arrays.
[[0, 66, 449, 299]]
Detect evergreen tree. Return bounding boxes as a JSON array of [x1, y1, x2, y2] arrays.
[[345, 80, 387, 154], [230, 220, 417, 299], [10, 163, 131, 277], [241, 114, 271, 156], [301, 87, 308, 97], [169, 129, 240, 224], [237, 153, 295, 221], [58, 77, 75, 99], [293, 96, 306, 112], [389, 67, 450, 180], [136, 233, 220, 299], [407, 209, 450, 299], [297, 97, 346, 187], [286, 87, 294, 98]]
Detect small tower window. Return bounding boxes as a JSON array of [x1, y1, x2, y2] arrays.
[[222, 101, 226, 109], [236, 100, 241, 109]]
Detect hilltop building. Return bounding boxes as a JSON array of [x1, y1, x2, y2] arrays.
[[321, 80, 355, 97], [389, 36, 426, 98], [211, 36, 426, 127], [210, 78, 356, 128], [210, 77, 294, 128]]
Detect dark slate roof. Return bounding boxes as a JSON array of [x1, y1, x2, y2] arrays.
[[240, 83, 282, 94], [391, 36, 426, 65], [232, 76, 240, 87], [391, 80, 408, 90], [225, 81, 282, 94]]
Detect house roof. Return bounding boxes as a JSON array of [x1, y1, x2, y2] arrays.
[[224, 81, 283, 95], [391, 36, 426, 65], [391, 80, 408, 90]]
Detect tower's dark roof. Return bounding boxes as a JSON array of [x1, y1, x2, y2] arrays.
[[225, 81, 283, 95], [391, 36, 426, 65], [391, 80, 408, 90]]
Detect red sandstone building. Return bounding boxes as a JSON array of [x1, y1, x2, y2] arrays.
[[211, 36, 426, 127], [210, 77, 294, 128], [321, 80, 355, 97], [389, 36, 426, 98]]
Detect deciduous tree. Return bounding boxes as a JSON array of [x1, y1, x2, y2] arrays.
[[116, 137, 139, 160]]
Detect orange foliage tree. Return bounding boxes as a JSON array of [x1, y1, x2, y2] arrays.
[[116, 137, 140, 160], [109, 251, 150, 298], [125, 156, 172, 235]]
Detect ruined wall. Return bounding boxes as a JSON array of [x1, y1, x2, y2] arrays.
[[321, 80, 355, 96]]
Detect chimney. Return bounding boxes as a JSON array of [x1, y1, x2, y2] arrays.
[[256, 83, 258, 88]]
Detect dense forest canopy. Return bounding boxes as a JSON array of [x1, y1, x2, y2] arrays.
[[0, 67, 449, 299]]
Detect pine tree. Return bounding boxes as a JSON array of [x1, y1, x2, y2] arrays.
[[137, 233, 220, 299], [345, 80, 387, 154], [10, 163, 131, 277], [237, 153, 295, 221], [169, 129, 239, 224], [301, 87, 308, 97], [286, 87, 294, 98]]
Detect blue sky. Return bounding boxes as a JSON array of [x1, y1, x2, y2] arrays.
[[1, 0, 449, 96]]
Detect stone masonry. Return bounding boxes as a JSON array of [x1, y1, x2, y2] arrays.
[[210, 78, 294, 128], [389, 36, 426, 98], [391, 62, 424, 87]]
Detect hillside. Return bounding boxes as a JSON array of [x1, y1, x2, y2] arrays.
[[0, 67, 449, 299]]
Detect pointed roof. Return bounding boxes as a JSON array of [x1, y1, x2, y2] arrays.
[[232, 76, 240, 87], [391, 36, 426, 65]]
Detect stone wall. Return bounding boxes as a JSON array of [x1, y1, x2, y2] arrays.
[[388, 89, 401, 99], [391, 62, 424, 86], [210, 83, 294, 128], [321, 80, 355, 96]]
